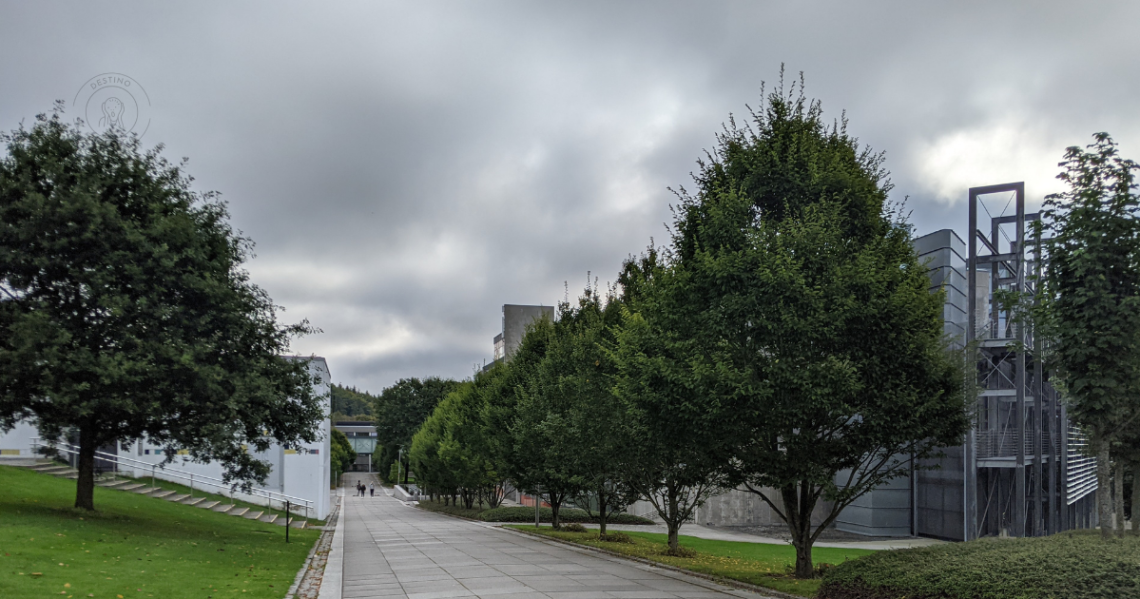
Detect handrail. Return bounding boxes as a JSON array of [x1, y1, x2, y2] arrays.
[[32, 438, 313, 515]]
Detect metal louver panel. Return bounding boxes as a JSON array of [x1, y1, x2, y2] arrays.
[[1066, 426, 1097, 505]]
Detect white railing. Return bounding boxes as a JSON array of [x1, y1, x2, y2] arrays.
[[31, 438, 314, 518]]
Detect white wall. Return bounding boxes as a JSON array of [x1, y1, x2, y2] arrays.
[[0, 420, 42, 458], [114, 356, 333, 519]]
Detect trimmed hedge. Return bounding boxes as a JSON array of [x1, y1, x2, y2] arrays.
[[818, 530, 1140, 599]]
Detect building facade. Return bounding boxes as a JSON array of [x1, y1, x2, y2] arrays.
[[334, 421, 378, 472], [489, 304, 554, 366], [835, 218, 1095, 540]]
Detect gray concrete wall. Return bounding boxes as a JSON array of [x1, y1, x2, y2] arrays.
[[503, 304, 554, 359], [627, 485, 834, 528], [834, 473, 913, 537]]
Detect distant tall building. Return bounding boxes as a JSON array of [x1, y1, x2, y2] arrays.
[[491, 304, 554, 364]]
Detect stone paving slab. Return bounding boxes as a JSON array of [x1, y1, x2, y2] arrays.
[[332, 478, 776, 599]]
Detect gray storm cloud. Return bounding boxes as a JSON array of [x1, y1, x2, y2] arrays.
[[2, 1, 1137, 391]]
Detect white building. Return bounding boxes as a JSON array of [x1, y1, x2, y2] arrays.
[[0, 419, 42, 460], [0, 356, 333, 520]]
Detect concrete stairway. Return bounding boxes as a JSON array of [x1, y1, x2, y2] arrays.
[[10, 460, 307, 529]]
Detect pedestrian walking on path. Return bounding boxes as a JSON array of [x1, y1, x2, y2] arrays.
[[369, 482, 374, 497]]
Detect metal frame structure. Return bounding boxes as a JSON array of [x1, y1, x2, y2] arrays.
[[966, 182, 1095, 539]]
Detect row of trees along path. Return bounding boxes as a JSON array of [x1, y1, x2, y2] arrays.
[[408, 74, 970, 579]]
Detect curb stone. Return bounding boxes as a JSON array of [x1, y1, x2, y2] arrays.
[[316, 489, 345, 599]]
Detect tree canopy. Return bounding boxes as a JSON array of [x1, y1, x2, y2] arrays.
[[409, 369, 509, 508], [1035, 132, 1140, 538], [373, 376, 458, 482], [0, 107, 323, 510], [330, 429, 358, 485], [641, 77, 968, 576]]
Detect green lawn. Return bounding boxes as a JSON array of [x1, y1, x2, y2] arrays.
[[0, 465, 319, 599], [508, 525, 873, 597]]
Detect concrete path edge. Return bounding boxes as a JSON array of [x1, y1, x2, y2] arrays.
[[285, 501, 334, 598], [316, 488, 346, 599]]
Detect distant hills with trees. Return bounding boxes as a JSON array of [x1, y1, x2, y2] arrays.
[[330, 384, 377, 421]]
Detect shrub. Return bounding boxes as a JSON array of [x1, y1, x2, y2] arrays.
[[415, 499, 485, 520], [559, 523, 588, 533], [598, 532, 633, 544], [662, 545, 697, 558], [818, 531, 1140, 599]]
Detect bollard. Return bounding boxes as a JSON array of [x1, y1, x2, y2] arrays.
[[285, 500, 290, 543]]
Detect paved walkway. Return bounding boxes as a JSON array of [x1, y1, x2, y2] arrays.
[[331, 480, 775, 599]]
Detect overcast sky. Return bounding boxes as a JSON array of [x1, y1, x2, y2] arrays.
[[2, 2, 1137, 393]]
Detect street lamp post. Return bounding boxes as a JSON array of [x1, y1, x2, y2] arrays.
[[397, 446, 405, 486]]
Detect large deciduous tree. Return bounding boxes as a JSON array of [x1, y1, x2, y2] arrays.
[[521, 282, 636, 532], [373, 376, 457, 483], [504, 316, 585, 527], [612, 248, 736, 553], [655, 77, 968, 576], [0, 108, 323, 510], [1035, 133, 1140, 539]]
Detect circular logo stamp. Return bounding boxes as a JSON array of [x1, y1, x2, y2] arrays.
[[73, 73, 151, 137]]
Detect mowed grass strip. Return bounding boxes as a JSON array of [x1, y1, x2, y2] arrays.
[[507, 525, 873, 597], [0, 466, 319, 599]]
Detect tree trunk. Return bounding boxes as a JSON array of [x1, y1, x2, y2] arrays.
[[666, 519, 680, 552], [1132, 462, 1140, 536], [403, 459, 409, 485], [74, 427, 97, 511], [792, 536, 813, 579], [551, 498, 561, 529], [1116, 460, 1127, 538], [781, 483, 815, 579], [598, 491, 608, 536], [666, 484, 680, 552], [1098, 437, 1113, 539]]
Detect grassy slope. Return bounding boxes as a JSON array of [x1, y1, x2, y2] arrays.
[[0, 466, 319, 599], [508, 525, 873, 597], [106, 473, 325, 525]]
